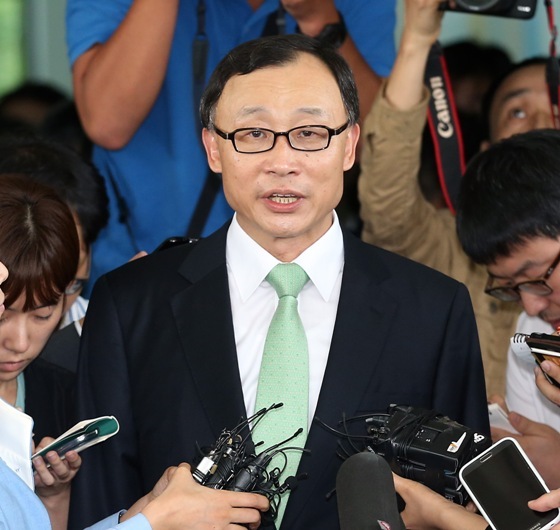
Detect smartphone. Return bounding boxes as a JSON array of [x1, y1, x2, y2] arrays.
[[488, 403, 520, 435], [459, 438, 560, 530], [154, 236, 196, 252]]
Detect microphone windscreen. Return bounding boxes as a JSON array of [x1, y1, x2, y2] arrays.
[[337, 451, 405, 530]]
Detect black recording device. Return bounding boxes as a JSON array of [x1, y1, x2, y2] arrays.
[[439, 0, 537, 18], [191, 403, 308, 521], [319, 404, 491, 506]]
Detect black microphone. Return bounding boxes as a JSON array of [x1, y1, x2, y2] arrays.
[[336, 452, 406, 530]]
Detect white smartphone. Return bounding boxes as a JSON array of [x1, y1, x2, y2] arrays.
[[488, 403, 520, 434], [459, 437, 560, 530]]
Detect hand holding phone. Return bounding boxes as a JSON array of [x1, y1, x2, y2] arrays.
[[488, 403, 520, 435], [459, 437, 560, 530]]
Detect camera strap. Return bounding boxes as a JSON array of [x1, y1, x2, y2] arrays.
[[424, 41, 466, 214], [186, 2, 288, 237], [545, 0, 560, 129]]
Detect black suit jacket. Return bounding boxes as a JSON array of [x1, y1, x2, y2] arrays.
[[25, 357, 76, 442], [69, 225, 488, 529]]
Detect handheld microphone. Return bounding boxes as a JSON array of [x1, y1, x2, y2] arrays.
[[336, 451, 405, 530]]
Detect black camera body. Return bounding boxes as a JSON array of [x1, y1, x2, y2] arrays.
[[440, 0, 537, 19], [331, 405, 491, 505]]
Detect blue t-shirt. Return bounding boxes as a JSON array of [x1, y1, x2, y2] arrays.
[[67, 0, 396, 284]]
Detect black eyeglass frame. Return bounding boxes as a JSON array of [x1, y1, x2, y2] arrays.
[[484, 248, 560, 302], [212, 122, 350, 154], [65, 278, 88, 296]]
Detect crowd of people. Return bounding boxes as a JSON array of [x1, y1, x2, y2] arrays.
[[2, 0, 560, 529]]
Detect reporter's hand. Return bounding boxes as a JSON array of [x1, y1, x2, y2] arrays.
[[393, 474, 486, 530], [33, 437, 82, 498], [529, 487, 560, 528], [128, 463, 269, 530], [492, 412, 560, 489], [280, 0, 339, 35], [535, 362, 560, 406]]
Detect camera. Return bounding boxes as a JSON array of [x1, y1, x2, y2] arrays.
[[319, 404, 491, 505], [439, 0, 537, 18]]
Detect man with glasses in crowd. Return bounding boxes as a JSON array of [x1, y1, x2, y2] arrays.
[[69, 34, 489, 530], [457, 128, 560, 489]]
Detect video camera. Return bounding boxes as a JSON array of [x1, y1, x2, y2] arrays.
[[319, 404, 491, 505], [440, 0, 537, 18]]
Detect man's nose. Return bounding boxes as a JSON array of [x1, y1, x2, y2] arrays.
[[519, 290, 550, 317]]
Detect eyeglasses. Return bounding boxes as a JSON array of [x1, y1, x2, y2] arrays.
[[212, 122, 350, 154], [485, 248, 560, 302], [65, 278, 88, 296]]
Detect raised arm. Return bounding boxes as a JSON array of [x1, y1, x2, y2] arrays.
[[71, 0, 180, 150], [282, 0, 383, 124]]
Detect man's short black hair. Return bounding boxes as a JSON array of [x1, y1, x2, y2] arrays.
[[456, 128, 560, 264], [200, 34, 359, 129]]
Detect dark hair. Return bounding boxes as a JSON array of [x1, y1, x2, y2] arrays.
[[456, 128, 560, 264], [0, 135, 108, 248], [480, 57, 547, 141], [200, 34, 359, 129], [0, 174, 79, 311]]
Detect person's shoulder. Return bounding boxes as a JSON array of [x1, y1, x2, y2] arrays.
[[348, 232, 464, 289], [26, 357, 76, 389]]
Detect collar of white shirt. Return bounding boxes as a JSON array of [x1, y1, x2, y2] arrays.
[[226, 212, 344, 301]]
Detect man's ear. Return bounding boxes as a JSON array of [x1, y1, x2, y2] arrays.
[[343, 123, 360, 172], [202, 128, 222, 173]]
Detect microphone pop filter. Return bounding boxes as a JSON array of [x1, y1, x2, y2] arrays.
[[336, 451, 405, 530]]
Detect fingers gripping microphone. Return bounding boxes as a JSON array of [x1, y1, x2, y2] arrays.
[[336, 452, 405, 530]]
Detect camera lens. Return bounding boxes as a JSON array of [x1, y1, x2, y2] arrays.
[[456, 0, 511, 10]]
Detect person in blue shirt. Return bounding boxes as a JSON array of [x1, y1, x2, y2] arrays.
[[66, 0, 396, 287]]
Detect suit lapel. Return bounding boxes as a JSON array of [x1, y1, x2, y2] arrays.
[[170, 227, 248, 440], [283, 234, 400, 527]]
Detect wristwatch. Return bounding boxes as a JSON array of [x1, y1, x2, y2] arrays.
[[314, 12, 347, 49]]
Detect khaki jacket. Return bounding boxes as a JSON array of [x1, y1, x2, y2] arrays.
[[358, 81, 520, 396]]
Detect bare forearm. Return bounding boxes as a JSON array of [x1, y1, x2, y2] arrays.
[[385, 0, 443, 110], [73, 0, 180, 149], [39, 488, 70, 530]]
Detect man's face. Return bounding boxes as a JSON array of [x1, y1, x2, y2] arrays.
[[488, 64, 552, 143], [487, 237, 560, 329], [202, 53, 359, 260]]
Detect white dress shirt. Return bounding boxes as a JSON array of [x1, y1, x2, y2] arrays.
[[226, 212, 344, 428]]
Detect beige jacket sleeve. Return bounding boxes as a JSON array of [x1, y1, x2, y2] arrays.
[[358, 80, 465, 278], [358, 82, 521, 396]]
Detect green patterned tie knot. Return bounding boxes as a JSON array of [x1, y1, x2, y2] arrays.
[[266, 263, 309, 300]]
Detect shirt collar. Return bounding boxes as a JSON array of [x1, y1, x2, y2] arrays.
[[226, 212, 344, 302]]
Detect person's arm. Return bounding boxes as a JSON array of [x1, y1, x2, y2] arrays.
[[492, 412, 560, 489], [358, 0, 464, 274], [393, 474, 488, 530], [33, 439, 82, 530], [118, 464, 269, 530], [281, 0, 382, 124], [72, 0, 179, 149]]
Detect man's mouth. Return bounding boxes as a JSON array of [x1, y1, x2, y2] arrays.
[[269, 193, 299, 204]]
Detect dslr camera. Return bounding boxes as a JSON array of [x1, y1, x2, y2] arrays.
[[440, 0, 537, 18]]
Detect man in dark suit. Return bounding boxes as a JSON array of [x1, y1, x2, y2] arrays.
[[70, 34, 489, 529]]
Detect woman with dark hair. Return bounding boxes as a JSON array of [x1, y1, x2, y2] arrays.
[[0, 173, 79, 439]]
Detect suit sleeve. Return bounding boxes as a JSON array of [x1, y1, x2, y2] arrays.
[[432, 282, 490, 435], [69, 276, 143, 529]]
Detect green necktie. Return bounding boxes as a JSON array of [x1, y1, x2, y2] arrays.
[[253, 263, 309, 526]]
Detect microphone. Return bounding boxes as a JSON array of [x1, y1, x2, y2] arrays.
[[336, 451, 405, 530]]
